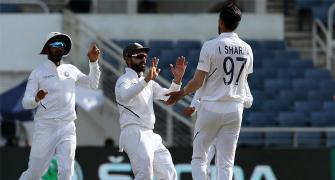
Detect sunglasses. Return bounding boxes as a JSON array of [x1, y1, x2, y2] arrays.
[[49, 41, 66, 48], [131, 53, 147, 59]]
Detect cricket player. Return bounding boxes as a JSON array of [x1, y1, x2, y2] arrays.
[[166, 2, 253, 179], [115, 42, 187, 180], [185, 81, 253, 180], [19, 32, 101, 180]]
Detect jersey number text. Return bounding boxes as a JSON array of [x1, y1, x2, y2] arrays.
[[223, 56, 247, 85]]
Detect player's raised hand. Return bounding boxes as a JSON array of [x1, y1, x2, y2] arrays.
[[183, 107, 196, 116], [35, 90, 48, 102], [87, 44, 100, 62], [169, 56, 188, 84], [145, 57, 161, 82], [165, 89, 184, 105]]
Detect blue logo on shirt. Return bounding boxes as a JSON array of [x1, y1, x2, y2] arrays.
[[43, 75, 56, 79]]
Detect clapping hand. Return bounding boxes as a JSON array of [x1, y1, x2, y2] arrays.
[[145, 57, 161, 82], [169, 56, 188, 84]]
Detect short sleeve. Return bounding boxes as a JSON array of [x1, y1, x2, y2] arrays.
[[197, 42, 211, 72]]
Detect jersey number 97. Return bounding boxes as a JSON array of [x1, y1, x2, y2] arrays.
[[223, 56, 247, 85]]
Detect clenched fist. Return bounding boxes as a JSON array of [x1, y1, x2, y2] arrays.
[[35, 90, 48, 102], [87, 44, 100, 62]]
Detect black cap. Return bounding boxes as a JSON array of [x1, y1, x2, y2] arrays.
[[123, 42, 150, 57]]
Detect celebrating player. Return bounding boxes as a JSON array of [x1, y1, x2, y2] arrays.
[[166, 2, 253, 179], [115, 43, 187, 179], [184, 80, 253, 179], [19, 32, 101, 180]]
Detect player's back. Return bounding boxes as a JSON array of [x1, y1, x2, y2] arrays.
[[197, 32, 253, 106]]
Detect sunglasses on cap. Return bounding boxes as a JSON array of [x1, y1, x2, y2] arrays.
[[49, 41, 66, 48], [131, 53, 147, 59]]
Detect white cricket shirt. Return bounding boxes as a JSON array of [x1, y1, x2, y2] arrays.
[[190, 80, 253, 112], [115, 68, 181, 130], [22, 60, 100, 121], [197, 32, 253, 113]]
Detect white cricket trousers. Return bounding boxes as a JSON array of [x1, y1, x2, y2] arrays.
[[206, 141, 217, 180], [119, 125, 177, 180], [192, 103, 243, 180], [19, 120, 76, 180]]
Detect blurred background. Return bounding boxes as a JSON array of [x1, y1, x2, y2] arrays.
[[0, 0, 334, 179]]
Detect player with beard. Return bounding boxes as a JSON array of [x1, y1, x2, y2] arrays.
[[115, 42, 187, 179], [19, 32, 101, 180], [166, 2, 253, 179]]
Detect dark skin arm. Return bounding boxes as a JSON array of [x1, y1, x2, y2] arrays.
[[165, 69, 207, 105]]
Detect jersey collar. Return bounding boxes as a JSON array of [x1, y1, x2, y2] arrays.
[[219, 32, 238, 38], [44, 59, 62, 69], [125, 67, 142, 79]]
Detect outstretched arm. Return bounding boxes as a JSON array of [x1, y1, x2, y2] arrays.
[[183, 70, 207, 96], [165, 69, 207, 105]]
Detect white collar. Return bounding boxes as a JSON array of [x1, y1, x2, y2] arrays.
[[44, 59, 62, 69], [219, 32, 238, 38], [125, 67, 142, 79]]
